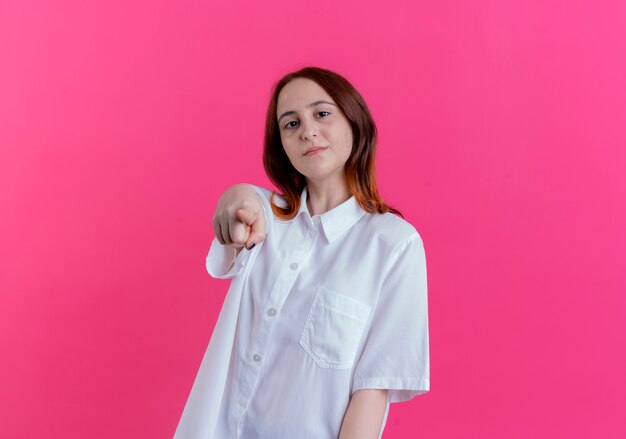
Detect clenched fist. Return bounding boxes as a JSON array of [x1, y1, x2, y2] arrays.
[[212, 184, 266, 255]]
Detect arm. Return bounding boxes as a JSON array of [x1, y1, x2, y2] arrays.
[[338, 389, 389, 439]]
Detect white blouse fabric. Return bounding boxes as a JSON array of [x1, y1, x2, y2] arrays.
[[175, 184, 429, 439]]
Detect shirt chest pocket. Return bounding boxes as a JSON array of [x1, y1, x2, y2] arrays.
[[299, 286, 372, 369]]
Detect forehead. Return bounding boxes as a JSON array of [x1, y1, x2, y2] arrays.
[[276, 78, 334, 113]]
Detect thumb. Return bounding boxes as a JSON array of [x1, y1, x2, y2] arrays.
[[245, 215, 265, 249], [235, 207, 264, 249], [235, 207, 257, 227]]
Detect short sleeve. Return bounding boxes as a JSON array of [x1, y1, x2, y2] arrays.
[[351, 234, 430, 403], [205, 184, 274, 279]]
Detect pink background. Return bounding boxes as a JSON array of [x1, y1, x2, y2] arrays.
[[1, 0, 625, 438]]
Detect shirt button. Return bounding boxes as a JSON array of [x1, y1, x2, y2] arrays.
[[253, 354, 262, 362], [267, 308, 276, 316], [290, 262, 298, 270], [239, 399, 246, 406], [308, 231, 316, 238]]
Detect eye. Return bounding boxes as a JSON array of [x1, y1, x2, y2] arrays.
[[283, 111, 330, 129]]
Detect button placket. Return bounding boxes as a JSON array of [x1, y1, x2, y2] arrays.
[[237, 239, 313, 430], [234, 229, 318, 437]]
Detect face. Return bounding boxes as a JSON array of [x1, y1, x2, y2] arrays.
[[276, 78, 353, 185]]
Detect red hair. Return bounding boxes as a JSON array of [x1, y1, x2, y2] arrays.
[[262, 66, 404, 220]]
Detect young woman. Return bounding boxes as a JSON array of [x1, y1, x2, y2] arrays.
[[175, 66, 429, 438]]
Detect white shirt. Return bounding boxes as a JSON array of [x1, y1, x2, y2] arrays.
[[175, 184, 429, 439]]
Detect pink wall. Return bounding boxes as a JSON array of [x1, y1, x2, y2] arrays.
[[1, 0, 625, 437]]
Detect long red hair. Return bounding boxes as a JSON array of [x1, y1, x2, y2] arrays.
[[262, 66, 404, 220]]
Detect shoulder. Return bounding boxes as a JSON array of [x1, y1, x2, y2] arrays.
[[364, 211, 424, 252]]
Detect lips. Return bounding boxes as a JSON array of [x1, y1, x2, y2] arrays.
[[304, 146, 328, 156]]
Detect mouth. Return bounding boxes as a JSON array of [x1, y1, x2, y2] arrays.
[[304, 146, 328, 156]]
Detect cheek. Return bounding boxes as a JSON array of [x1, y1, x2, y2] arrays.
[[343, 131, 353, 156], [281, 138, 298, 160], [278, 133, 289, 151]]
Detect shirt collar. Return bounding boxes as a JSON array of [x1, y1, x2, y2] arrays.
[[292, 185, 367, 243]]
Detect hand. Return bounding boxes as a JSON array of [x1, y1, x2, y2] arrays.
[[212, 184, 266, 252]]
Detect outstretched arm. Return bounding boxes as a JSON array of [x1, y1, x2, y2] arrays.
[[338, 389, 389, 439]]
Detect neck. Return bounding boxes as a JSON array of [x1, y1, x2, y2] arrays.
[[305, 177, 351, 216]]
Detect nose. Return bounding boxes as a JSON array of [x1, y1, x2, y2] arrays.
[[300, 118, 318, 140]]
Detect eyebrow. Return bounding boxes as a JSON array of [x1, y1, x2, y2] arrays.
[[277, 100, 337, 125]]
